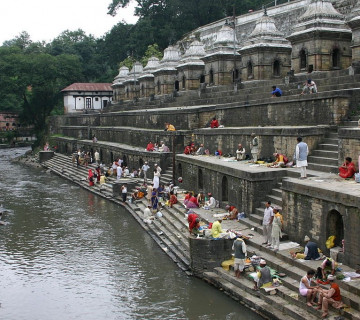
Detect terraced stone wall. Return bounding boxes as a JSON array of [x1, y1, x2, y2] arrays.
[[192, 126, 328, 160], [282, 179, 360, 268], [176, 154, 286, 215], [338, 127, 360, 168]]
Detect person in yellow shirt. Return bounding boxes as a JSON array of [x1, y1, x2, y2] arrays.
[[211, 219, 227, 239], [165, 122, 176, 131]]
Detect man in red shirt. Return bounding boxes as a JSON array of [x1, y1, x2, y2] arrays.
[[225, 205, 239, 220], [210, 117, 219, 128], [146, 141, 154, 151], [316, 275, 343, 318]]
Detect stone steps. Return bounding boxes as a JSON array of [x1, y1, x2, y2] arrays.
[[212, 268, 323, 320], [42, 153, 360, 320], [307, 132, 339, 173]]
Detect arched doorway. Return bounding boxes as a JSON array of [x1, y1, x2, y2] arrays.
[[177, 163, 183, 178], [221, 176, 228, 202], [139, 158, 144, 168], [200, 75, 205, 83], [232, 69, 239, 82], [273, 60, 280, 76], [247, 62, 253, 79], [209, 69, 214, 84], [326, 210, 344, 247], [110, 151, 114, 162], [332, 48, 340, 69], [198, 169, 203, 190], [300, 49, 307, 70], [182, 76, 186, 89], [122, 155, 127, 167], [174, 80, 180, 91], [157, 81, 161, 94]]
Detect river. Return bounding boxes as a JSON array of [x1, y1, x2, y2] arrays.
[[0, 148, 263, 320]]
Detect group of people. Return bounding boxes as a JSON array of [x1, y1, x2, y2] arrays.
[[262, 201, 283, 252], [146, 141, 170, 152], [271, 79, 318, 98], [183, 142, 207, 155]]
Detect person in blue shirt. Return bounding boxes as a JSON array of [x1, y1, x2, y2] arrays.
[[271, 86, 282, 97]]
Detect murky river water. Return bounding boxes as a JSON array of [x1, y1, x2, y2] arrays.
[[0, 148, 263, 320]]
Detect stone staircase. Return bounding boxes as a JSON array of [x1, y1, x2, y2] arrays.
[[40, 153, 360, 320], [308, 131, 339, 173]]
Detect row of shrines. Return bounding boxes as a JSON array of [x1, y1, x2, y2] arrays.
[[112, 0, 360, 102]]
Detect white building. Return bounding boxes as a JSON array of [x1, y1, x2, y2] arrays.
[[61, 83, 113, 114]]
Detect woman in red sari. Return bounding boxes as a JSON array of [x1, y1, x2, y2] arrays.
[[88, 169, 94, 186], [339, 157, 356, 178]]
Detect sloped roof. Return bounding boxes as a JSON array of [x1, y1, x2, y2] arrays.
[[61, 83, 113, 92]]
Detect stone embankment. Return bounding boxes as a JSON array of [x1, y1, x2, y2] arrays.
[[41, 153, 360, 320]]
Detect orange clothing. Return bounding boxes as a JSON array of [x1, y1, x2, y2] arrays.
[[331, 283, 341, 301]]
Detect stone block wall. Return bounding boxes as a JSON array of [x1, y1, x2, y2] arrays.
[[189, 238, 234, 275], [91, 127, 187, 152], [192, 126, 327, 161], [176, 154, 285, 214], [338, 127, 360, 168], [281, 179, 360, 268], [61, 126, 89, 140]]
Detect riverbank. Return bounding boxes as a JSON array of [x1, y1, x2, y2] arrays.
[[40, 152, 360, 320]]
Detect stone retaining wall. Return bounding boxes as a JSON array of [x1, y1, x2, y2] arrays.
[[176, 154, 286, 214], [189, 238, 233, 276], [338, 127, 360, 168], [192, 126, 329, 160], [281, 178, 360, 268]]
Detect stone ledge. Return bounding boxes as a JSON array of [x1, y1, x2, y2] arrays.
[[339, 127, 360, 139], [282, 177, 360, 208]]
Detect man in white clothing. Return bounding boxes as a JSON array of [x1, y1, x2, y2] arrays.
[[116, 165, 123, 180], [262, 201, 274, 246], [154, 163, 162, 175], [94, 150, 100, 164], [141, 162, 150, 184], [294, 137, 309, 179], [143, 205, 154, 224]]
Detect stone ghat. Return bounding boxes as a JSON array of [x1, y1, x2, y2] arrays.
[[108, 69, 360, 113], [99, 91, 353, 130], [59, 126, 190, 153], [41, 152, 360, 320], [54, 136, 173, 175]]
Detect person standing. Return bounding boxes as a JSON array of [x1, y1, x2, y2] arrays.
[[94, 150, 100, 165], [153, 169, 160, 189], [294, 137, 309, 179], [121, 184, 127, 202], [262, 201, 273, 246], [141, 161, 150, 184], [270, 207, 282, 251], [116, 165, 123, 180], [232, 238, 247, 278], [250, 133, 259, 163]]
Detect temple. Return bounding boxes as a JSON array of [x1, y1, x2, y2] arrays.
[[53, 1, 360, 318]]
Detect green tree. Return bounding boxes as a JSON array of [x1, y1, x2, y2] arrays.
[[141, 44, 163, 66]]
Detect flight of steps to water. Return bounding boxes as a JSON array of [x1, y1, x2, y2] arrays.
[[41, 153, 360, 320]]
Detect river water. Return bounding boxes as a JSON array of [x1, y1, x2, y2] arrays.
[[0, 148, 263, 320]]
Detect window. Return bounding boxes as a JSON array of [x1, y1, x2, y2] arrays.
[[273, 60, 280, 76], [86, 98, 92, 109], [95, 97, 99, 101], [174, 80, 179, 91], [300, 49, 307, 70]]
